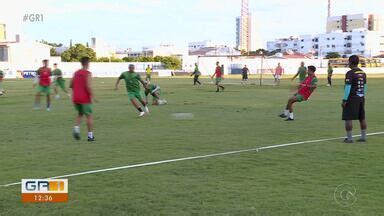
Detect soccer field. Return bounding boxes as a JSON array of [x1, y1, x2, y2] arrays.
[[1, 76, 384, 215]]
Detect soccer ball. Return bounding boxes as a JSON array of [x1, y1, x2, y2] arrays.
[[159, 99, 167, 105], [0, 90, 3, 96]]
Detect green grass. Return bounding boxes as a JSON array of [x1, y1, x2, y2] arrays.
[[1, 76, 384, 215]]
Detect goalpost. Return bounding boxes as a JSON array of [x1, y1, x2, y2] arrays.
[[257, 55, 276, 86]]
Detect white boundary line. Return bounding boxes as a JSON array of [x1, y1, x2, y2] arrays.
[[1, 132, 383, 187]]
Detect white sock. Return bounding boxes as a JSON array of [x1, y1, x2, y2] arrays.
[[284, 109, 289, 115], [289, 112, 294, 119], [88, 132, 93, 138]]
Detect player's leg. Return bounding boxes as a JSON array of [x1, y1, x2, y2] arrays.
[[137, 94, 149, 113], [344, 120, 353, 143], [196, 75, 201, 85], [129, 93, 146, 116], [73, 105, 83, 140], [34, 93, 41, 109], [286, 96, 298, 121], [358, 101, 367, 142], [85, 110, 95, 141], [131, 99, 145, 117], [279, 95, 299, 120], [54, 82, 59, 99], [60, 80, 70, 95], [46, 88, 51, 111]]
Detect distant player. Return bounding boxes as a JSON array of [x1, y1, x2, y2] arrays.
[[145, 65, 152, 81], [279, 65, 318, 121], [211, 62, 225, 92], [191, 63, 201, 85], [0, 68, 4, 93], [33, 59, 52, 111], [70, 57, 96, 141], [115, 64, 149, 117], [274, 63, 284, 85], [291, 61, 307, 82], [52, 63, 70, 99], [241, 65, 250, 83], [342, 55, 367, 143], [327, 62, 333, 87], [145, 82, 167, 105]]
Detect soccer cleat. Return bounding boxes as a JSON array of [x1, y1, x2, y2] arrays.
[[87, 136, 96, 142], [144, 106, 150, 113], [139, 112, 145, 117], [285, 118, 294, 121], [343, 138, 354, 143], [357, 138, 366, 143], [279, 113, 287, 118], [73, 130, 81, 140]]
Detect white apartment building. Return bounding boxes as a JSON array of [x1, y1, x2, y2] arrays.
[[267, 29, 384, 58], [188, 40, 218, 52]]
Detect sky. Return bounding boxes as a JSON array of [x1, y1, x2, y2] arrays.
[[0, 0, 383, 50]]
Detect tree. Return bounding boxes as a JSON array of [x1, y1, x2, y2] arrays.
[[50, 48, 59, 56], [61, 43, 96, 62], [97, 57, 110, 62], [122, 56, 138, 62], [325, 52, 341, 59], [159, 56, 181, 70]]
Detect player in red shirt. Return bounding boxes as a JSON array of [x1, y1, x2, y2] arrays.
[[274, 63, 284, 85], [70, 57, 96, 141], [211, 61, 225, 92], [33, 59, 52, 111], [279, 66, 318, 121]]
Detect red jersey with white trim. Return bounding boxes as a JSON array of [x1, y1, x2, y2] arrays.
[[37, 67, 52, 86], [72, 69, 92, 104], [298, 75, 318, 100]]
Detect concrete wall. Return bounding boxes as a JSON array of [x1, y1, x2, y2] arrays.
[[196, 56, 384, 75], [0, 62, 163, 79]]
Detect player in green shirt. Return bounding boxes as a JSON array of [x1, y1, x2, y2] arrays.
[[191, 63, 201, 85], [52, 63, 70, 99], [115, 64, 149, 117], [291, 62, 307, 82], [145, 82, 167, 105], [0, 69, 4, 93], [327, 62, 333, 87]]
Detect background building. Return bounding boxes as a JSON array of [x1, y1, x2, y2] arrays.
[[327, 13, 383, 33], [267, 29, 384, 58], [267, 12, 384, 58], [235, 0, 263, 52], [90, 37, 116, 58], [0, 23, 6, 41]]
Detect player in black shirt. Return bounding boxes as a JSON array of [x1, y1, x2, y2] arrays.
[[342, 55, 367, 143]]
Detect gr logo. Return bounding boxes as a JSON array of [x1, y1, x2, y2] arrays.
[[21, 179, 68, 203], [23, 179, 67, 192]]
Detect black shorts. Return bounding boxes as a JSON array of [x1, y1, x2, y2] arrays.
[[342, 100, 365, 121], [242, 74, 248, 80]]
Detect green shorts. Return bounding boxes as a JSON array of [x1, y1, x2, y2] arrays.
[[146, 74, 151, 80], [215, 77, 222, 85], [37, 85, 51, 95], [54, 79, 66, 90], [74, 104, 92, 116], [128, 91, 143, 101], [294, 93, 305, 102]]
